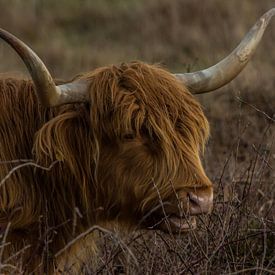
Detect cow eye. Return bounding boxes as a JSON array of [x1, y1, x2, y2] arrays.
[[123, 133, 135, 140]]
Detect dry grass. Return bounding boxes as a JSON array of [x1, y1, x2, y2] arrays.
[[0, 0, 274, 274]]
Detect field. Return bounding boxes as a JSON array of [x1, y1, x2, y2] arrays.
[[0, 0, 274, 274]]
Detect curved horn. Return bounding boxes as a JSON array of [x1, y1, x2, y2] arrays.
[[175, 8, 275, 94], [0, 29, 89, 106]]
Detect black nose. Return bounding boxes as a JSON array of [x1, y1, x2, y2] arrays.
[[187, 187, 213, 215]]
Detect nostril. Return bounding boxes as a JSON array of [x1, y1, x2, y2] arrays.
[[187, 189, 213, 215], [188, 191, 211, 205], [187, 192, 201, 213]]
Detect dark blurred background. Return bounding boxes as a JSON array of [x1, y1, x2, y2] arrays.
[[0, 0, 274, 78], [0, 1, 274, 272]]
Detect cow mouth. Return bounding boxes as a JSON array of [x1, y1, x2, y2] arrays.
[[149, 215, 197, 233]]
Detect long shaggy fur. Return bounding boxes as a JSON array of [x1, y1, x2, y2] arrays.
[[0, 61, 211, 273]]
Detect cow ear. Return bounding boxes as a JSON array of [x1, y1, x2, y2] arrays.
[[33, 111, 92, 180]]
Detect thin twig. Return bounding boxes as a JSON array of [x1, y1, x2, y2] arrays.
[[0, 222, 11, 271], [223, 267, 275, 275], [0, 160, 59, 188], [235, 96, 275, 123]]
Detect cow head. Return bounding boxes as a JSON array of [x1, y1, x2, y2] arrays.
[[82, 62, 213, 232]]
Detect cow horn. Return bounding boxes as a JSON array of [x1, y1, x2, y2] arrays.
[[0, 29, 89, 106], [175, 8, 275, 94]]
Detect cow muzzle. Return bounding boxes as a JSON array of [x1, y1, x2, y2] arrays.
[[154, 186, 213, 233]]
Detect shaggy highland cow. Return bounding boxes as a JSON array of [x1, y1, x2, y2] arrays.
[[0, 9, 274, 274]]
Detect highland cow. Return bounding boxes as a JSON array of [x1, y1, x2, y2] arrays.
[[0, 9, 274, 274]]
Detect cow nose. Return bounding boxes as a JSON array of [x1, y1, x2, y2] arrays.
[[187, 187, 213, 215]]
